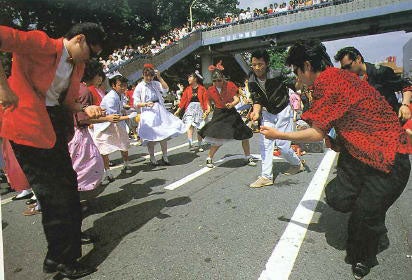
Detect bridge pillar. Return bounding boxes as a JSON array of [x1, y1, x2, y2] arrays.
[[200, 53, 213, 85]]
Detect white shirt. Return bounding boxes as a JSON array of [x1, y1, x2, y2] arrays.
[[45, 45, 73, 106]]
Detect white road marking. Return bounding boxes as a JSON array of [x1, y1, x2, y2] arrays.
[[0, 197, 13, 205], [258, 149, 337, 280], [164, 153, 266, 190]]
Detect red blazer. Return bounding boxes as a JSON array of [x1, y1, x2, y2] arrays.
[[0, 26, 84, 149], [178, 85, 208, 111]]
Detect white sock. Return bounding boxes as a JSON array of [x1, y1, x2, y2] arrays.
[[104, 169, 112, 177], [16, 189, 32, 198]]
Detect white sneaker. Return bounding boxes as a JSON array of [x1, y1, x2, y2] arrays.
[[206, 158, 214, 168], [246, 156, 257, 166], [249, 176, 273, 188], [198, 146, 204, 152]]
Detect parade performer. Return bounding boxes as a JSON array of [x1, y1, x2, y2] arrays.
[[248, 50, 304, 188], [0, 23, 105, 278], [133, 64, 186, 165], [199, 62, 257, 168], [93, 74, 136, 181], [174, 70, 209, 152], [334, 46, 412, 120], [260, 40, 411, 280]]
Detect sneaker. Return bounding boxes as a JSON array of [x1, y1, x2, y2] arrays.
[[102, 174, 115, 184], [161, 156, 171, 166], [149, 159, 158, 166], [283, 161, 305, 175], [198, 146, 204, 152], [121, 165, 132, 173], [206, 158, 214, 168], [249, 176, 273, 188], [246, 156, 257, 166], [352, 262, 370, 280]]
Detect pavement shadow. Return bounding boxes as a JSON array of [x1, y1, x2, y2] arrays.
[[84, 178, 166, 218], [167, 152, 200, 165], [81, 196, 191, 268], [277, 200, 349, 251]]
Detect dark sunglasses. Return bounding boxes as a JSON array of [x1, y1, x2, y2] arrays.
[[341, 61, 354, 70], [86, 41, 102, 58]]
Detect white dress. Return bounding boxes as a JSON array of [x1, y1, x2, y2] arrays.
[[93, 90, 130, 155], [133, 81, 186, 143]]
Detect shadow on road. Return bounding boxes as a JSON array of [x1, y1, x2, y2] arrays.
[[81, 196, 191, 268], [277, 200, 349, 251], [84, 178, 166, 218]]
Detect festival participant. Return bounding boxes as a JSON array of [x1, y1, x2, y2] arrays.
[[0, 23, 105, 278], [334, 46, 412, 120], [133, 64, 186, 165], [69, 60, 122, 192], [248, 50, 304, 188], [261, 40, 411, 280], [199, 62, 257, 168], [93, 74, 135, 181], [174, 70, 209, 152]]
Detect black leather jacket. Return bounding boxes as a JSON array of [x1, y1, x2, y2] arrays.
[[365, 62, 412, 112], [248, 68, 294, 115]]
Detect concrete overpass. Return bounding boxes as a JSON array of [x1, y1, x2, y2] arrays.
[[114, 0, 412, 83]]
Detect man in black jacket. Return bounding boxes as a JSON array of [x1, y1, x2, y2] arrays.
[[248, 50, 304, 188], [334, 47, 412, 120]]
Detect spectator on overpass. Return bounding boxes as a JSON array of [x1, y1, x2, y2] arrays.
[[261, 40, 411, 280]]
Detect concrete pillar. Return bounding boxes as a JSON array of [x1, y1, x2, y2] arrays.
[[200, 53, 213, 85]]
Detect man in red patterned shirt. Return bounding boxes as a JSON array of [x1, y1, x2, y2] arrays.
[[260, 40, 411, 280]]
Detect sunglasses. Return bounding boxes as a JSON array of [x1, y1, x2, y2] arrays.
[[86, 41, 102, 58], [341, 61, 354, 70]]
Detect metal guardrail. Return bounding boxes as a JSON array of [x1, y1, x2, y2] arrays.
[[115, 0, 412, 81]]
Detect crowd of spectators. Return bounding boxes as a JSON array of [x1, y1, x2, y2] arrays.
[[101, 0, 351, 73]]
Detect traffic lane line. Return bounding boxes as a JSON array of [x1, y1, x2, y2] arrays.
[[258, 149, 337, 280]]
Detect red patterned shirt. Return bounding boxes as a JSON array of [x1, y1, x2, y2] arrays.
[[302, 67, 411, 173]]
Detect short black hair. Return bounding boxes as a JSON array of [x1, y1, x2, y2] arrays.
[[65, 22, 106, 47], [82, 60, 103, 83], [285, 40, 333, 72], [334, 46, 364, 63], [251, 49, 270, 64], [109, 75, 128, 87]]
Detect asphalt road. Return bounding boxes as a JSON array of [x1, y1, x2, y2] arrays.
[[1, 133, 411, 280]]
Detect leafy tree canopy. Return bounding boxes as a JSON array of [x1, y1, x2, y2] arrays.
[[0, 0, 239, 55]]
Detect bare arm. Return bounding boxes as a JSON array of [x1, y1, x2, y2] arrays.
[[260, 125, 325, 142]]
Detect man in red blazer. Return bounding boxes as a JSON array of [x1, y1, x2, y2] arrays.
[[0, 23, 105, 278]]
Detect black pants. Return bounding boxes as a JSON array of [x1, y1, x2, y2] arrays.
[[12, 106, 81, 264], [325, 151, 410, 267]]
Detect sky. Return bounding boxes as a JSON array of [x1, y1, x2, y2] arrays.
[[237, 0, 412, 66]]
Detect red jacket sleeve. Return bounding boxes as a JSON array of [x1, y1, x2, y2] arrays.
[[179, 87, 190, 109], [0, 26, 57, 55]]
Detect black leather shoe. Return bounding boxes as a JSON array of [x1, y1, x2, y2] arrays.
[[25, 198, 37, 205], [56, 262, 96, 279], [81, 232, 96, 244], [43, 258, 59, 273], [352, 262, 370, 280]]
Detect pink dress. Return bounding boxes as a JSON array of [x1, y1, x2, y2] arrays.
[[68, 84, 104, 191], [2, 139, 30, 191]]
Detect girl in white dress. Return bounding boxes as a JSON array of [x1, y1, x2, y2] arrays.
[[133, 64, 186, 165]]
